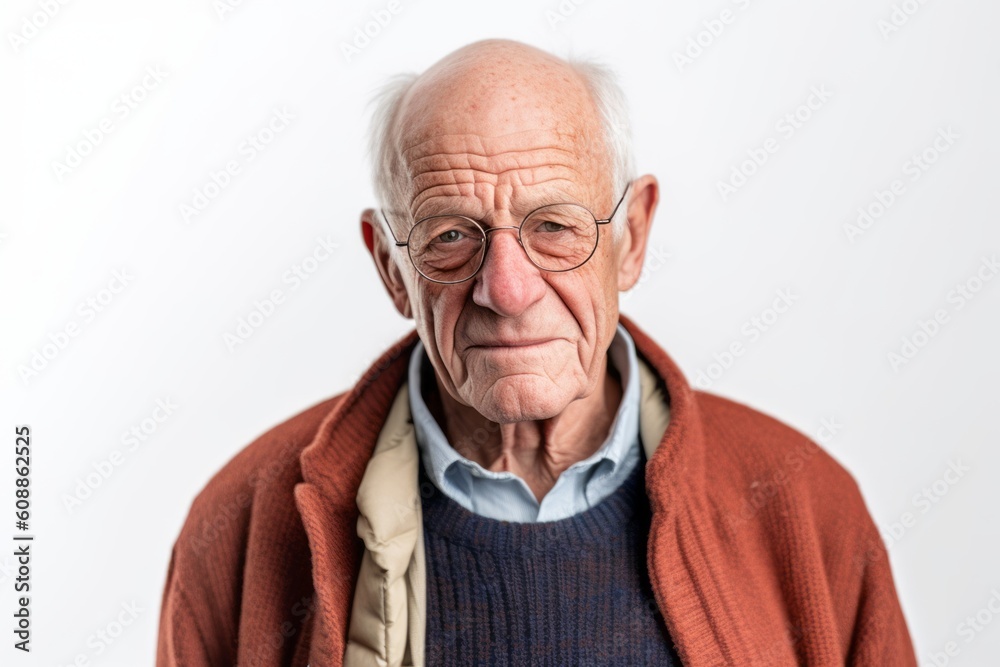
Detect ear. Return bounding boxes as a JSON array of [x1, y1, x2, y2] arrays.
[[616, 175, 660, 292], [361, 208, 413, 319]]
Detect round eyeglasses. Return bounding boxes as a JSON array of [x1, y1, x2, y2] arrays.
[[379, 183, 630, 284]]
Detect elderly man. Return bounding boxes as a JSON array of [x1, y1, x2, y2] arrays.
[[157, 40, 917, 666]]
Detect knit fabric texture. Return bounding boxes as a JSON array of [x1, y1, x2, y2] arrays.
[[420, 458, 682, 666]]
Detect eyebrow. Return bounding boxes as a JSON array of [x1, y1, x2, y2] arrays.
[[409, 192, 583, 224]]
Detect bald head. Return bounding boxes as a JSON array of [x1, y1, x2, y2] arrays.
[[400, 40, 606, 167]]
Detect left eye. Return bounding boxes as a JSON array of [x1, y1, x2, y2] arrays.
[[436, 229, 465, 243], [537, 221, 566, 232]]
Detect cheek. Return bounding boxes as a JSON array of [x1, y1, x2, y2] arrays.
[[584, 243, 622, 303], [597, 237, 622, 285], [594, 245, 623, 314], [567, 261, 620, 360], [548, 268, 616, 339], [418, 286, 471, 358]]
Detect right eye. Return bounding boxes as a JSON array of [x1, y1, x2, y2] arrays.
[[435, 229, 465, 243]]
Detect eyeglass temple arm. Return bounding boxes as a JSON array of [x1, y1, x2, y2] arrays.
[[378, 209, 410, 247], [595, 182, 632, 225]]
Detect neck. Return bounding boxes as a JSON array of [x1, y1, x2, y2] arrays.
[[425, 358, 623, 502]]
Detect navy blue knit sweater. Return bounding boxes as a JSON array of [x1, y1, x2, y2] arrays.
[[419, 458, 681, 666]]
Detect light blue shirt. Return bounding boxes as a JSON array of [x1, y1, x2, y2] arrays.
[[408, 323, 642, 522]]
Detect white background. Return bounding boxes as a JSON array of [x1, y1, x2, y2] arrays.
[[1, 0, 998, 664]]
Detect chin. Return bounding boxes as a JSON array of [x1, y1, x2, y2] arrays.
[[470, 374, 576, 424]]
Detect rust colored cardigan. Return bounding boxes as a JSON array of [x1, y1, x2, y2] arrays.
[[156, 315, 917, 666]]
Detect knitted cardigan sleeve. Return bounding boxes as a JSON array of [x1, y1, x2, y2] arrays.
[[846, 508, 917, 665], [155, 393, 341, 667], [157, 544, 230, 666]]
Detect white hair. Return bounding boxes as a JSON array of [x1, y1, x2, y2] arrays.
[[366, 56, 635, 241]]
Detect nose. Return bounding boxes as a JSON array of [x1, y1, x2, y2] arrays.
[[471, 228, 546, 317]]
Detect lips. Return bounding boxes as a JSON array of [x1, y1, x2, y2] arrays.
[[468, 338, 556, 348]]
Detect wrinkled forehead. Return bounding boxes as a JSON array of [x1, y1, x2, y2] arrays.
[[399, 129, 597, 219], [400, 128, 593, 185], [394, 64, 610, 198]]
